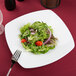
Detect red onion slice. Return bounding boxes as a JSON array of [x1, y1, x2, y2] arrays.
[[30, 28, 36, 35], [43, 29, 51, 45], [31, 32, 35, 35], [30, 29, 34, 32]]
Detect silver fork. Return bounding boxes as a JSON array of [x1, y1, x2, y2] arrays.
[[6, 50, 22, 76]]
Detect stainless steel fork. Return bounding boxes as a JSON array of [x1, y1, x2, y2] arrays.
[[6, 50, 22, 76]]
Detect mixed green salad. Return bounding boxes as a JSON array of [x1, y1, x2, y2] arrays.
[[19, 21, 57, 54]]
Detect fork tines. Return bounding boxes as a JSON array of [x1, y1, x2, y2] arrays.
[[12, 50, 22, 62]]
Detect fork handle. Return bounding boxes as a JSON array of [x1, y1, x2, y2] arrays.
[[6, 60, 15, 76], [6, 67, 12, 76]]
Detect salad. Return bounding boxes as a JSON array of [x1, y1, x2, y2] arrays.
[[19, 21, 57, 54]]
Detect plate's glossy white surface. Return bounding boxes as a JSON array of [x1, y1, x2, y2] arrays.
[[5, 10, 75, 68]]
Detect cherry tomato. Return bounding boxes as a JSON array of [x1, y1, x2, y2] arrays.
[[21, 39, 27, 43], [35, 41, 43, 46]]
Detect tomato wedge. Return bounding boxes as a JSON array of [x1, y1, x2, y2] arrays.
[[35, 41, 43, 46], [21, 39, 27, 43]]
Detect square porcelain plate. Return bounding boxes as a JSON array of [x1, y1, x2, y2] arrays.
[[5, 10, 75, 68]]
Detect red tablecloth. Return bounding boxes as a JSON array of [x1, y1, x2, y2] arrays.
[[0, 0, 76, 76]]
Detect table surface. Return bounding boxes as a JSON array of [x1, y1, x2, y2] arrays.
[[0, 0, 76, 76]]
